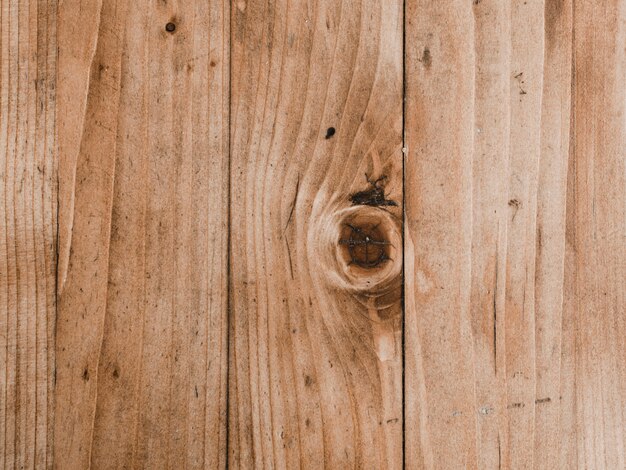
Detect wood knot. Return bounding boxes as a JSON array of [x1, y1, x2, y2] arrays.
[[324, 206, 401, 298], [339, 223, 390, 268]]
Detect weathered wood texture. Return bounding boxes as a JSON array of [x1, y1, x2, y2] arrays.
[[1, 0, 626, 468], [228, 0, 403, 468], [54, 1, 229, 468], [561, 1, 626, 468], [0, 0, 57, 468], [405, 0, 626, 469]]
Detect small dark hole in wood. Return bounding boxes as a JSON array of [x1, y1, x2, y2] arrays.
[[325, 127, 336, 139], [165, 22, 176, 33]]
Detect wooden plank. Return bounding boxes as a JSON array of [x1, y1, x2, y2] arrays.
[[560, 0, 626, 467], [502, 1, 546, 467], [404, 1, 479, 467], [54, 1, 130, 465], [228, 0, 403, 467], [405, 1, 573, 468], [533, 0, 573, 468], [470, 1, 512, 467], [0, 0, 57, 468], [54, 1, 229, 468]]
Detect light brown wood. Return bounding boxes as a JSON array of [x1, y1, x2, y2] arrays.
[[0, 0, 57, 468], [228, 0, 403, 467], [533, 1, 573, 467], [54, 1, 229, 468], [1, 1, 626, 468], [560, 1, 626, 467], [404, 0, 625, 469], [404, 1, 479, 467]]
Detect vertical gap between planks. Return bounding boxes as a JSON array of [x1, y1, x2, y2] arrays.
[[225, 0, 233, 467], [401, 0, 407, 469]]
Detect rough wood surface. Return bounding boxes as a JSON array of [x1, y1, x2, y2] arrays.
[[404, 0, 625, 469], [228, 0, 403, 467], [0, 0, 57, 468], [404, 2, 479, 467], [54, 1, 229, 468], [1, 0, 625, 468], [560, 1, 626, 467]]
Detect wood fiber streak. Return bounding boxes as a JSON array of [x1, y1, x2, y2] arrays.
[[0, 0, 57, 468], [54, 1, 229, 468], [228, 0, 403, 468]]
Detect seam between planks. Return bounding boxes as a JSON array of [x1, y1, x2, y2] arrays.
[[401, 0, 407, 469], [226, 0, 232, 467]]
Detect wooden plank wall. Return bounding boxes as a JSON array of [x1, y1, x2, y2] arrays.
[[0, 0, 624, 469]]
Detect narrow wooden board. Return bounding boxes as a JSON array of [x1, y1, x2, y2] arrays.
[[533, 1, 573, 468], [404, 1, 479, 467], [54, 1, 230, 468], [0, 0, 57, 468], [502, 0, 546, 466], [470, 1, 513, 467], [228, 0, 404, 467]]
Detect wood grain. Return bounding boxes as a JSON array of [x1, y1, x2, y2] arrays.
[[54, 1, 229, 468], [404, 1, 479, 467], [405, 1, 625, 469], [470, 1, 513, 467], [228, 0, 403, 467], [1, 1, 625, 468], [560, 0, 626, 468], [0, 0, 57, 468], [534, 1, 573, 468]]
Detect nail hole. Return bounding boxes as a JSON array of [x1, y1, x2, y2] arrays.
[[325, 127, 336, 139], [165, 22, 176, 33]]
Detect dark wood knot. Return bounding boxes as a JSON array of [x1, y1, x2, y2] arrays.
[[339, 223, 390, 269]]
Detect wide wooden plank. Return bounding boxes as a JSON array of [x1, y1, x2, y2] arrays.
[[54, 1, 229, 468], [404, 0, 572, 467], [560, 0, 626, 467], [0, 0, 57, 468], [228, 0, 403, 467]]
